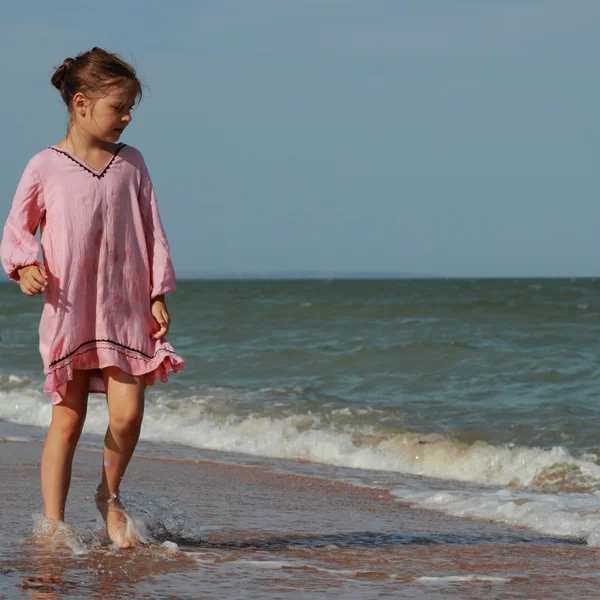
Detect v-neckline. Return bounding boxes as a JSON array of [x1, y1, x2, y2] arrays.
[[50, 143, 126, 178]]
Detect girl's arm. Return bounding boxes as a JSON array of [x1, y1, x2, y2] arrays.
[[0, 162, 46, 283], [138, 158, 176, 300]]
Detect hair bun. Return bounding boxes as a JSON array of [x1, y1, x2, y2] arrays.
[[51, 57, 76, 91], [51, 47, 143, 111]]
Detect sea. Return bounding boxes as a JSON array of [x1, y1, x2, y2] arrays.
[[2, 277, 600, 546]]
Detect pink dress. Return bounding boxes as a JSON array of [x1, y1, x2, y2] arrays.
[[0, 144, 185, 403]]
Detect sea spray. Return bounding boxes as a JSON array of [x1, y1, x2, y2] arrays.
[[32, 513, 87, 555], [120, 491, 205, 545]]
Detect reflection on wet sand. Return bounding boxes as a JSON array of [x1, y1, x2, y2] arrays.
[[11, 537, 196, 599], [2, 440, 600, 599]]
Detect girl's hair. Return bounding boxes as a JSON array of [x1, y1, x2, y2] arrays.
[[51, 47, 143, 113]]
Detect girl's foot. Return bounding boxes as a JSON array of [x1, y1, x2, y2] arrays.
[[95, 489, 136, 549], [31, 515, 86, 554]]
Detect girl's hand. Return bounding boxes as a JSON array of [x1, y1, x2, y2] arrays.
[[17, 265, 48, 296], [151, 295, 170, 339]]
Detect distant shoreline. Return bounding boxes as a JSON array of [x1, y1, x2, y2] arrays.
[[1, 273, 598, 282], [175, 273, 597, 280], [176, 271, 439, 280]]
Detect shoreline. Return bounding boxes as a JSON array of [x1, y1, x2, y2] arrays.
[[2, 439, 600, 599]]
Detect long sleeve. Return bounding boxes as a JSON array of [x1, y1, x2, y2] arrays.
[[1, 162, 45, 282], [139, 158, 176, 299]]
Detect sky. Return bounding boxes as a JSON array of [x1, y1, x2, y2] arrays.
[[0, 0, 598, 278]]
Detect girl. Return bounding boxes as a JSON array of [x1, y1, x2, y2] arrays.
[[0, 47, 184, 549]]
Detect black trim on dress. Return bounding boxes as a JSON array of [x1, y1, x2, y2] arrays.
[[49, 338, 175, 368], [49, 144, 126, 179]]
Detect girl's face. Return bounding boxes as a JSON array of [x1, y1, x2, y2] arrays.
[[73, 83, 137, 143]]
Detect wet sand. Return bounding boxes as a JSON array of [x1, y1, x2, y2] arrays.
[[1, 439, 599, 599]]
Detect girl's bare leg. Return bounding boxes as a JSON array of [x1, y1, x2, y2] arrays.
[[95, 366, 145, 549], [40, 370, 90, 521]]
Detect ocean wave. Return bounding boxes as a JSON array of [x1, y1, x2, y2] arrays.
[[0, 374, 33, 391], [2, 383, 600, 495], [6, 381, 600, 544], [392, 485, 600, 546]]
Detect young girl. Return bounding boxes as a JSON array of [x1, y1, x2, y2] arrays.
[[0, 47, 184, 549]]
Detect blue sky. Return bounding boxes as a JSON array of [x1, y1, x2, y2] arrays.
[[0, 0, 598, 277]]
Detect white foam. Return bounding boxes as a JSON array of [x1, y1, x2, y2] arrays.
[[392, 486, 600, 545], [219, 559, 367, 579], [0, 435, 36, 443], [2, 386, 600, 494], [415, 575, 510, 584], [5, 384, 600, 544], [0, 373, 32, 391], [0, 388, 52, 427], [234, 560, 297, 569], [32, 513, 87, 555], [122, 508, 151, 546], [136, 403, 600, 495], [160, 541, 179, 554]]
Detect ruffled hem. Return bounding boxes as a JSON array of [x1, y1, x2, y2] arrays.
[[44, 340, 185, 405]]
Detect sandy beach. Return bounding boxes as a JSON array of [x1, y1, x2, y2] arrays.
[[1, 437, 599, 599]]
